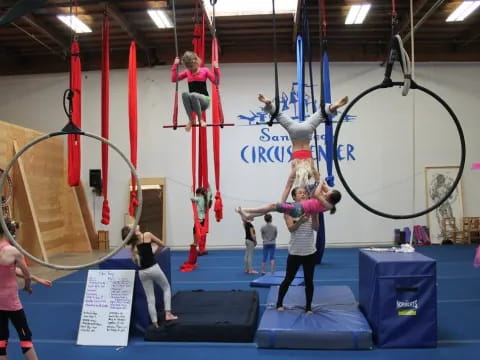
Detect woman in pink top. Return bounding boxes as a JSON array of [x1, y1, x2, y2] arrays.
[[0, 219, 39, 360], [171, 51, 220, 132], [236, 180, 341, 222]]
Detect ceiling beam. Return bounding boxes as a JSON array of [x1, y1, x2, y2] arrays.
[[396, 0, 430, 36], [458, 30, 480, 48], [403, 0, 446, 43], [20, 14, 69, 58], [104, 2, 151, 52]]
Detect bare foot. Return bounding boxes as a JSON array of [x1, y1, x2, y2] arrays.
[[200, 120, 207, 127], [235, 206, 250, 222], [330, 96, 349, 112], [277, 306, 285, 312], [165, 312, 178, 321], [185, 121, 192, 132], [258, 93, 271, 105]]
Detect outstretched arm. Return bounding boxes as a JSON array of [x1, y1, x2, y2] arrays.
[[312, 183, 333, 211], [13, 251, 32, 294], [16, 267, 52, 287]]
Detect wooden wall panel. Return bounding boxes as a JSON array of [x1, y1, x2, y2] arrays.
[[0, 120, 93, 260]]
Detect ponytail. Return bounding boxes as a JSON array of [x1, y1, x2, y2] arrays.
[[121, 226, 140, 265]]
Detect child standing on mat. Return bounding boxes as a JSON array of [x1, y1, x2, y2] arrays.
[[171, 51, 220, 132], [260, 214, 277, 274], [122, 225, 177, 327], [0, 218, 40, 360]]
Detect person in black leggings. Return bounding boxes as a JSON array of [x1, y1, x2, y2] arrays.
[[276, 186, 319, 314]]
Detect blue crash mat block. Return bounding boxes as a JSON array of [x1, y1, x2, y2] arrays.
[[250, 270, 304, 288], [359, 250, 437, 348], [257, 285, 373, 349], [271, 270, 304, 277]]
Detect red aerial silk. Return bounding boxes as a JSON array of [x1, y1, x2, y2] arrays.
[[128, 42, 139, 217], [68, 41, 81, 186], [101, 13, 110, 225], [181, 15, 208, 271], [211, 37, 223, 222]]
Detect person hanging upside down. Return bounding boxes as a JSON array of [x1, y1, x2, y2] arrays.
[[258, 93, 348, 187], [171, 51, 220, 132], [122, 225, 178, 327], [235, 179, 341, 222]]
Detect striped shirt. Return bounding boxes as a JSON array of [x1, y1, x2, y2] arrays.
[[288, 217, 316, 256]]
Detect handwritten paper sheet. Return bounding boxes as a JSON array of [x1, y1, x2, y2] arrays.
[[77, 269, 135, 346]]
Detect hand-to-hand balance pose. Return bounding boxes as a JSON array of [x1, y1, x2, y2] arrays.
[[258, 93, 348, 187], [235, 174, 341, 222], [171, 51, 220, 132], [122, 226, 178, 327]]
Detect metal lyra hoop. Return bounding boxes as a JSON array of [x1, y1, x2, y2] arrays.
[[333, 80, 466, 219], [0, 168, 13, 208], [0, 130, 143, 270]]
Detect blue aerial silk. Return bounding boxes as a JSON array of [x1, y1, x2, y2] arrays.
[[296, 35, 305, 121], [323, 50, 334, 187], [316, 50, 333, 265]]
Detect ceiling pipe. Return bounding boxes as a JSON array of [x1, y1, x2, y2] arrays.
[[403, 0, 446, 43]]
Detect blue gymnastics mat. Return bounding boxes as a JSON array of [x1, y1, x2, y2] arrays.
[[250, 270, 304, 288], [256, 285, 373, 349]]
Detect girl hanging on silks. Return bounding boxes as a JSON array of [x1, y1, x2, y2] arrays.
[[191, 186, 212, 255], [257, 93, 348, 189], [171, 51, 220, 132], [235, 175, 342, 222]]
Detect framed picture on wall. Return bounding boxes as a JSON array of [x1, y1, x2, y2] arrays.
[[425, 166, 463, 244]]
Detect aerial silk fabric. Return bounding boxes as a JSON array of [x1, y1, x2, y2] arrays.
[[211, 37, 223, 222], [101, 13, 110, 225], [68, 41, 81, 186], [128, 42, 139, 217]]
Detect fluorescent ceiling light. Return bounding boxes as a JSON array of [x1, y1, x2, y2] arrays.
[[202, 0, 297, 17], [147, 9, 173, 28], [345, 4, 371, 25], [446, 1, 480, 22], [57, 14, 92, 33]]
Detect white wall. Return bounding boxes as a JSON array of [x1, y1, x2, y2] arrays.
[[0, 62, 479, 249]]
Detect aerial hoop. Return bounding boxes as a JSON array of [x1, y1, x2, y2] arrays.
[[0, 168, 13, 208], [0, 130, 143, 270], [333, 80, 466, 219]]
